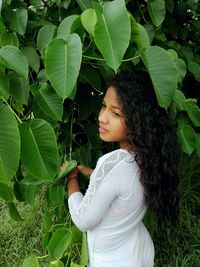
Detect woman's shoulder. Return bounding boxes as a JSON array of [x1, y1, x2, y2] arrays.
[[97, 149, 134, 167]]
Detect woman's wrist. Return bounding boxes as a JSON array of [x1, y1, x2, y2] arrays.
[[67, 175, 78, 184]]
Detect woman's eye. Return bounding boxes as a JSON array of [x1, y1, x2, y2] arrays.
[[113, 112, 120, 117]]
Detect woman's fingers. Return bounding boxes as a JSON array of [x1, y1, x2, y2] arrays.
[[78, 165, 93, 177]]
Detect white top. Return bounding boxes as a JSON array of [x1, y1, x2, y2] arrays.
[[68, 149, 155, 267]]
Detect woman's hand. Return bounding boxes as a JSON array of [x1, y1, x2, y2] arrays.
[[78, 165, 93, 178]]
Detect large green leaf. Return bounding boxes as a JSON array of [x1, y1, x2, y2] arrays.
[[19, 119, 59, 181], [77, 0, 93, 10], [47, 229, 72, 257], [6, 8, 28, 35], [80, 232, 88, 265], [0, 45, 28, 79], [173, 90, 186, 110], [22, 255, 40, 267], [178, 124, 196, 155], [46, 34, 82, 100], [186, 102, 200, 127], [7, 202, 23, 221], [131, 17, 150, 49], [8, 72, 29, 105], [188, 61, 200, 81], [21, 47, 40, 73], [0, 71, 9, 98], [142, 46, 178, 108], [94, 0, 131, 72], [147, 0, 166, 27], [57, 15, 79, 40], [37, 25, 57, 52], [0, 32, 19, 47], [81, 9, 97, 35], [31, 83, 63, 121], [49, 184, 65, 208], [0, 183, 14, 201], [0, 103, 20, 183]]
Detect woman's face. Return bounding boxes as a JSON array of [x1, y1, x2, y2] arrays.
[[98, 86, 129, 149]]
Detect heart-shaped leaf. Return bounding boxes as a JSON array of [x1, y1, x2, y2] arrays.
[[46, 34, 82, 100]]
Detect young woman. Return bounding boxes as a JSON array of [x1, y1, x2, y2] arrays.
[[66, 70, 179, 267]]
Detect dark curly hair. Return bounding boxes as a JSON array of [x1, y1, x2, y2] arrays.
[[107, 70, 179, 228]]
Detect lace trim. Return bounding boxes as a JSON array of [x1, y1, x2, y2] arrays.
[[69, 151, 127, 220]]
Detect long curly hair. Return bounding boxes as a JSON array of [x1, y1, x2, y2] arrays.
[[107, 70, 179, 227]]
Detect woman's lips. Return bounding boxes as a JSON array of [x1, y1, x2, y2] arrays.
[[99, 126, 108, 133]]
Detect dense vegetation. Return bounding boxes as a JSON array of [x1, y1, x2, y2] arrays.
[[0, 0, 199, 266]]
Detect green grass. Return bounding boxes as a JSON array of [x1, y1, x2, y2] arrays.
[[0, 194, 47, 267], [0, 153, 199, 267]]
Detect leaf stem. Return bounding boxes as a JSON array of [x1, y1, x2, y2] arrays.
[[122, 54, 141, 62], [82, 55, 106, 61], [82, 54, 141, 63], [1, 97, 22, 123], [37, 254, 50, 259]]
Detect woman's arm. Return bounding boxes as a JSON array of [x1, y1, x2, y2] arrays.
[[66, 165, 94, 197]]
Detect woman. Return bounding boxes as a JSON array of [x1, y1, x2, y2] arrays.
[[66, 70, 179, 267]]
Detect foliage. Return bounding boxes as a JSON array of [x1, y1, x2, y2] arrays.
[[0, 0, 199, 266]]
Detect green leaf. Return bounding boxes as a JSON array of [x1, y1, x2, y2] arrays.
[[196, 134, 200, 158], [147, 0, 166, 27], [0, 45, 28, 79], [80, 232, 88, 265], [70, 263, 85, 267], [50, 260, 64, 267], [21, 47, 40, 73], [0, 71, 9, 98], [49, 184, 65, 208], [47, 229, 72, 257], [94, 0, 131, 72], [7, 202, 23, 221], [81, 9, 97, 35], [46, 35, 82, 100], [131, 17, 150, 49], [24, 184, 37, 205], [186, 102, 200, 127], [43, 211, 53, 231], [54, 160, 77, 185], [57, 15, 79, 40], [70, 225, 82, 243], [6, 8, 28, 35], [178, 125, 196, 155], [173, 90, 186, 110], [0, 183, 14, 201], [77, 0, 93, 10], [37, 25, 57, 52], [22, 255, 40, 267], [0, 32, 19, 47], [142, 46, 178, 108], [8, 72, 29, 105], [31, 83, 63, 121], [13, 181, 26, 202], [188, 61, 200, 81], [0, 103, 20, 183], [175, 58, 187, 83], [19, 119, 59, 181]]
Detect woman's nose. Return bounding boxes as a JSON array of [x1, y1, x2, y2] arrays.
[[98, 109, 109, 123]]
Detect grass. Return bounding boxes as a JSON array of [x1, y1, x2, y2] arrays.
[[0, 191, 47, 267], [0, 153, 199, 267]]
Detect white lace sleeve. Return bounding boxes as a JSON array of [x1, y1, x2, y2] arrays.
[[68, 151, 127, 232]]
